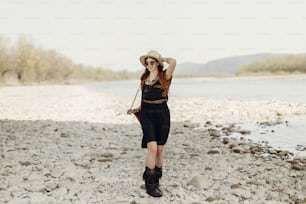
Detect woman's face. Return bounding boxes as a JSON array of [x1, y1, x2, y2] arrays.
[[145, 57, 159, 72]]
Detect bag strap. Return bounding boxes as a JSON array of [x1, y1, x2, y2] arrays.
[[129, 84, 141, 110]]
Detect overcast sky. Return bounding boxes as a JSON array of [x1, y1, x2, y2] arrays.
[[1, 0, 306, 71]]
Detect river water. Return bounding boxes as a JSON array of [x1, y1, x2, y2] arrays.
[[86, 77, 306, 103], [85, 76, 306, 158]]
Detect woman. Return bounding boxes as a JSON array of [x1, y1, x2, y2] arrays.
[[127, 50, 176, 197]]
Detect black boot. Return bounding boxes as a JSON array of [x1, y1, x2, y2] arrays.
[[155, 166, 162, 186], [143, 167, 162, 197]]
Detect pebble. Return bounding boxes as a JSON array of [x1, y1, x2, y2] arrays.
[[230, 184, 240, 189], [291, 164, 305, 171], [205, 197, 217, 202], [232, 148, 243, 153], [222, 138, 230, 144], [208, 129, 221, 137], [207, 150, 220, 154]]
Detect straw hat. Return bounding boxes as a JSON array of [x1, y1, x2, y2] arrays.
[[139, 50, 164, 68]]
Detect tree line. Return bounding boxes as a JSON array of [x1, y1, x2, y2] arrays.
[[237, 55, 306, 75], [0, 36, 139, 85]]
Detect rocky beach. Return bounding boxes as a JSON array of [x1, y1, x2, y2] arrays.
[[1, 84, 306, 204]]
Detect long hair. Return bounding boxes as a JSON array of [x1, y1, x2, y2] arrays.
[[140, 60, 172, 97]]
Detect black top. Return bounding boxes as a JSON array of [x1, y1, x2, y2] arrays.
[[142, 80, 168, 101]]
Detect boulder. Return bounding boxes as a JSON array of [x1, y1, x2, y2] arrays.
[[188, 175, 213, 189]]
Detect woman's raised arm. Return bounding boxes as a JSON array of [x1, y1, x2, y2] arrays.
[[163, 58, 176, 80]]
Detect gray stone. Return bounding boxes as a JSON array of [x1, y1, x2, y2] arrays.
[[232, 148, 243, 153], [223, 138, 230, 144], [19, 161, 32, 166], [208, 129, 221, 137], [50, 168, 64, 178], [45, 181, 58, 192], [230, 183, 240, 189], [188, 175, 213, 189], [205, 197, 217, 202], [207, 149, 220, 154], [24, 180, 46, 192], [239, 130, 251, 135], [292, 164, 305, 171], [229, 144, 237, 149]]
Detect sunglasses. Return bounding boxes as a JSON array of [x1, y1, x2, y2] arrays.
[[145, 60, 156, 66]]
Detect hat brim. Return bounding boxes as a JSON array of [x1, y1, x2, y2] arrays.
[[140, 55, 164, 68]]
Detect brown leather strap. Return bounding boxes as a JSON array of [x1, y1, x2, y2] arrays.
[[143, 99, 167, 104]]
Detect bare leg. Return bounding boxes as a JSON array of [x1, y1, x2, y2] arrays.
[[145, 141, 157, 169], [155, 145, 164, 168]]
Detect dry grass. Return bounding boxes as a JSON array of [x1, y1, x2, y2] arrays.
[[237, 55, 306, 76]]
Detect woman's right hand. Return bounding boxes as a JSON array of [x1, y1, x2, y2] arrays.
[[127, 108, 140, 115]]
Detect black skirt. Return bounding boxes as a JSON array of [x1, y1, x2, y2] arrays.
[[140, 102, 170, 148]]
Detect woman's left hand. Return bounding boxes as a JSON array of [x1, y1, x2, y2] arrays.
[[162, 58, 169, 64], [162, 57, 176, 64]]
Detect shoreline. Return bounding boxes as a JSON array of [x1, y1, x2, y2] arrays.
[[0, 85, 305, 203], [1, 84, 306, 157], [1, 119, 305, 203]]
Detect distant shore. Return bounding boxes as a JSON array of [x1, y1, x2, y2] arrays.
[[175, 73, 306, 80], [2, 73, 306, 87]]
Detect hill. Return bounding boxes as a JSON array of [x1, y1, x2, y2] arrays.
[[175, 53, 290, 76]]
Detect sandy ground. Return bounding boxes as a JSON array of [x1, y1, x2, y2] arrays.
[[0, 85, 306, 204]]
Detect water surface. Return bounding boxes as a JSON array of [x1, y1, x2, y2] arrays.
[[85, 77, 306, 157], [85, 77, 306, 103]]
